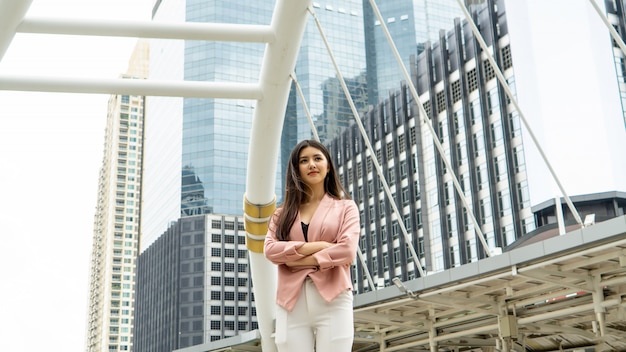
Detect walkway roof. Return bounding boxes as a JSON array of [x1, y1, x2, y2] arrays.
[[177, 215, 626, 351]]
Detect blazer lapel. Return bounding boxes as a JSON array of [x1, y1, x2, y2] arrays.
[[307, 194, 332, 241]]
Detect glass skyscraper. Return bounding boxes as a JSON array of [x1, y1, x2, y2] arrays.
[[142, 0, 368, 247], [142, 1, 278, 249], [363, 0, 482, 105], [328, 0, 534, 292]]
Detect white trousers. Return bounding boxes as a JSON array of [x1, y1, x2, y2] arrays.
[[275, 278, 354, 352]]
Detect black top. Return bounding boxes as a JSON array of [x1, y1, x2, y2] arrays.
[[301, 222, 309, 242]]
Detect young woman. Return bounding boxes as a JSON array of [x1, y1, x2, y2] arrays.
[[264, 139, 360, 352]]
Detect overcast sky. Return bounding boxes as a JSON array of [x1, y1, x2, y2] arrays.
[[0, 1, 151, 351]]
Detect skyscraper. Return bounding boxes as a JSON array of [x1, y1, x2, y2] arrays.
[[137, 0, 368, 349], [330, 0, 626, 292], [134, 214, 255, 352], [140, 1, 276, 250], [141, 0, 368, 247], [85, 40, 149, 352], [329, 0, 534, 291], [363, 0, 480, 105]]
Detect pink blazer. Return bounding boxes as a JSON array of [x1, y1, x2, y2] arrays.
[[264, 194, 360, 311]]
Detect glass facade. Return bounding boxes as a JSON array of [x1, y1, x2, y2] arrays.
[[281, 0, 368, 190], [141, 0, 185, 250], [295, 1, 367, 142], [181, 1, 274, 216], [363, 0, 476, 105], [328, 0, 533, 293]]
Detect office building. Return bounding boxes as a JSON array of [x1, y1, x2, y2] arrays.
[[142, 0, 367, 248], [85, 41, 149, 352], [363, 0, 483, 105], [328, 0, 535, 292], [140, 0, 275, 249], [287, 1, 368, 146], [330, 0, 626, 292], [134, 214, 255, 352]]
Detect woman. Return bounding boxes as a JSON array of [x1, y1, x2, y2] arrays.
[[264, 139, 360, 352]]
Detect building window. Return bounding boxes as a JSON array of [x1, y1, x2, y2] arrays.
[[400, 160, 408, 178], [467, 68, 478, 92], [470, 99, 481, 125], [483, 60, 496, 81], [401, 186, 410, 206], [211, 248, 221, 257], [398, 134, 405, 153], [422, 100, 431, 118], [501, 45, 513, 70], [451, 80, 462, 102], [224, 292, 235, 301], [436, 90, 446, 113], [487, 88, 499, 116], [237, 263, 247, 273]]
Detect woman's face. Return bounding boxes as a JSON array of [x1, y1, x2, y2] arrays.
[[298, 146, 329, 187]]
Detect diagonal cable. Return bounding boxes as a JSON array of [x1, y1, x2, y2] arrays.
[[367, 0, 493, 256], [308, 6, 428, 277], [291, 72, 377, 290], [454, 0, 583, 227]]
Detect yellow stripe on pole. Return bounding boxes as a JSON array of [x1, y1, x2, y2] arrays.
[[243, 194, 276, 253]]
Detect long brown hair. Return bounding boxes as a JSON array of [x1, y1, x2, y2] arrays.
[[274, 140, 349, 241]]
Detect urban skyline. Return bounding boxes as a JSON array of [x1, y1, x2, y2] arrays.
[[1, 0, 624, 352]]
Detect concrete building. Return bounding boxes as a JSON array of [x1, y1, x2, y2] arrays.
[[363, 0, 483, 105], [327, 0, 533, 292], [85, 40, 149, 352], [134, 214, 255, 352]]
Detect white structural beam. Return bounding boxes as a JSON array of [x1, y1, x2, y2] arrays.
[[243, 0, 312, 351], [0, 0, 34, 60], [17, 17, 275, 43], [0, 75, 263, 99]]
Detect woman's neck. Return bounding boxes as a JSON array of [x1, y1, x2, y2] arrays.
[[306, 186, 325, 203]]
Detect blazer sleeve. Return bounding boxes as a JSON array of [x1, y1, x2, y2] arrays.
[[312, 200, 360, 271], [264, 210, 306, 265]]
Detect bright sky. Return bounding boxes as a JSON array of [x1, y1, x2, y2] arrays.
[[0, 1, 151, 351]]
